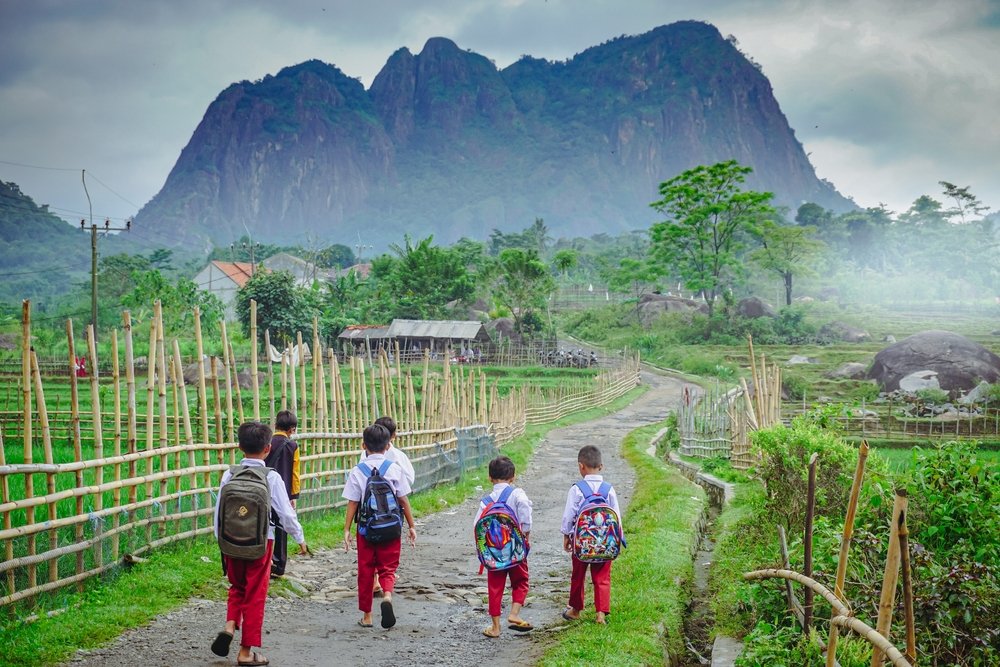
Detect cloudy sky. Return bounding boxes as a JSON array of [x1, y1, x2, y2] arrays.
[[1, 0, 997, 228]]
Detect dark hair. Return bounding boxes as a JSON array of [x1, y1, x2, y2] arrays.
[[275, 410, 297, 432], [363, 423, 391, 453], [578, 445, 602, 469], [374, 415, 397, 437], [238, 421, 273, 454], [488, 455, 516, 481]]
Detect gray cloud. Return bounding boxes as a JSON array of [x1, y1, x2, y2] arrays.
[[0, 0, 997, 229]]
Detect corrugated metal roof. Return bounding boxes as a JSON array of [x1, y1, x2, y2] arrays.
[[386, 319, 489, 341], [337, 325, 390, 340], [210, 261, 256, 287]]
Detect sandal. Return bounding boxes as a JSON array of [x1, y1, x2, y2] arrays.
[[482, 628, 500, 638], [210, 631, 233, 657], [237, 651, 270, 666], [508, 619, 533, 631], [380, 600, 396, 629]]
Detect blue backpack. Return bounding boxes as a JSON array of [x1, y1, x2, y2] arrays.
[[356, 460, 403, 544], [474, 486, 529, 571], [572, 481, 625, 562]]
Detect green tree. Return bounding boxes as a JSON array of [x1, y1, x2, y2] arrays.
[[552, 249, 578, 277], [751, 222, 825, 305], [122, 270, 224, 338], [939, 181, 990, 223], [235, 270, 313, 345], [650, 160, 774, 316], [370, 236, 476, 320], [605, 257, 661, 320], [489, 248, 555, 334], [313, 244, 355, 269]]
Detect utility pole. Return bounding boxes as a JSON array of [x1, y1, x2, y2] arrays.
[[81, 217, 131, 338]]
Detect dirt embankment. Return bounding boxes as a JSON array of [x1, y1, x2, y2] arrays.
[[68, 371, 690, 667]]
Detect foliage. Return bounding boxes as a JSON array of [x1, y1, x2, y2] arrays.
[[649, 160, 774, 316], [488, 248, 555, 334], [750, 221, 824, 305], [604, 257, 661, 320], [235, 270, 316, 345], [368, 235, 476, 320], [121, 270, 225, 339]]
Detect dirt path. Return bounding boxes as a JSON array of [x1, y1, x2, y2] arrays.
[[68, 370, 692, 667]]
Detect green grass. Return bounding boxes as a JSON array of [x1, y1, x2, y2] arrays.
[[0, 385, 648, 667], [538, 421, 705, 666]]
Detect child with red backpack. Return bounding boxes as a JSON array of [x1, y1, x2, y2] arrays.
[[474, 455, 533, 638], [212, 421, 309, 666], [561, 445, 624, 625], [343, 423, 417, 629]]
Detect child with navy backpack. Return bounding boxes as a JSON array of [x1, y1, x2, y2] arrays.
[[343, 423, 417, 629], [561, 445, 624, 625], [474, 455, 533, 638]]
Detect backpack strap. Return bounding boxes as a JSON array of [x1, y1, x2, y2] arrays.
[[357, 461, 372, 476], [596, 481, 611, 500], [496, 485, 515, 505], [377, 459, 393, 477], [575, 479, 596, 501]]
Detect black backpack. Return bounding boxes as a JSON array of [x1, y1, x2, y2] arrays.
[[356, 460, 403, 544], [218, 465, 272, 560]]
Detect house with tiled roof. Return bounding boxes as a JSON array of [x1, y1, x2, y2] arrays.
[[193, 260, 257, 319]]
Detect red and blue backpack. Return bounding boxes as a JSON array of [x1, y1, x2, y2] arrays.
[[474, 486, 529, 571], [572, 480, 625, 563]]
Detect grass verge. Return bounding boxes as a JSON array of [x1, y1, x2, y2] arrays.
[[538, 420, 705, 666], [0, 385, 648, 667]]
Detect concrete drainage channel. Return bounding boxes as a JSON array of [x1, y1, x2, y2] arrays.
[[649, 432, 744, 667]]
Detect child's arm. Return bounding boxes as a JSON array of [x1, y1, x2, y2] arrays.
[[397, 495, 417, 547], [290, 446, 301, 509], [343, 500, 359, 551]]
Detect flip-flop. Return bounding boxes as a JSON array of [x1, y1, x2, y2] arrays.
[[561, 609, 580, 622], [210, 630, 233, 657], [508, 620, 534, 631], [373, 588, 384, 598], [482, 628, 500, 638], [357, 620, 373, 628], [236, 651, 269, 666], [380, 600, 396, 629]]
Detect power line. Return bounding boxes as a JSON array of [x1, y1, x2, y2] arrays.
[[0, 159, 80, 172], [85, 171, 142, 209]]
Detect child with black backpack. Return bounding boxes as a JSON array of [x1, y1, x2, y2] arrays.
[[212, 421, 309, 666], [560, 445, 624, 625], [474, 455, 533, 638], [343, 423, 417, 629]]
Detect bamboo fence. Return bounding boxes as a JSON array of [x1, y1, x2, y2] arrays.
[[0, 300, 639, 610]]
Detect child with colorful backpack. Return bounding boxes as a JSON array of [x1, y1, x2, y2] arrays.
[[212, 421, 309, 666], [343, 423, 417, 629], [561, 445, 624, 625], [474, 455, 533, 638]]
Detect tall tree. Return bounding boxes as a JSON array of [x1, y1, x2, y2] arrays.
[[552, 249, 578, 277], [939, 181, 990, 223], [605, 257, 661, 320], [236, 270, 313, 345], [649, 160, 774, 316], [751, 222, 825, 305], [489, 248, 555, 334]]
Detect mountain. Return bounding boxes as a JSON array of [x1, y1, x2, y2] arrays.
[[133, 21, 853, 254]]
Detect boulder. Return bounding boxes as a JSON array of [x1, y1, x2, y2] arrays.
[[183, 355, 227, 384], [0, 333, 15, 350], [958, 381, 992, 405], [786, 355, 818, 365], [636, 293, 708, 325], [825, 362, 868, 379], [883, 335, 896, 344], [819, 321, 871, 343], [737, 296, 777, 319], [867, 330, 1000, 393], [898, 370, 940, 392], [236, 369, 266, 390]]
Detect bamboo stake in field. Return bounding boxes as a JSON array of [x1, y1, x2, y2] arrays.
[[65, 317, 85, 588], [154, 302, 170, 532], [30, 350, 59, 583], [20, 301, 37, 589], [193, 307, 210, 486], [145, 313, 157, 452], [898, 503, 916, 664], [0, 432, 13, 594], [122, 312, 138, 554], [871, 489, 908, 667], [827, 440, 870, 667], [172, 340, 196, 532], [803, 452, 819, 634], [297, 331, 307, 427], [220, 320, 235, 442], [110, 330, 123, 560], [265, 329, 275, 424], [777, 525, 805, 626], [228, 341, 244, 424], [250, 299, 260, 420], [86, 324, 105, 568]]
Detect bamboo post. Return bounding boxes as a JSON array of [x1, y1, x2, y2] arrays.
[[250, 299, 260, 420], [172, 340, 196, 531], [778, 525, 805, 626], [145, 314, 157, 451], [67, 318, 87, 587], [228, 341, 244, 424], [30, 350, 59, 583], [803, 452, 819, 634], [220, 321, 235, 442], [21, 301, 36, 590], [211, 356, 224, 449], [110, 330, 123, 561], [265, 329, 275, 425], [898, 499, 916, 664], [154, 303, 169, 533], [86, 324, 105, 569], [871, 490, 908, 667], [122, 312, 138, 553], [328, 349, 338, 432], [827, 440, 870, 666], [359, 352, 370, 425], [297, 331, 307, 427], [312, 317, 321, 432], [193, 307, 209, 483], [288, 348, 297, 416]]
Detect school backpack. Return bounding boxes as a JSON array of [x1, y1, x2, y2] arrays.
[[356, 460, 403, 544], [572, 480, 625, 563], [218, 465, 272, 560], [474, 486, 529, 571]]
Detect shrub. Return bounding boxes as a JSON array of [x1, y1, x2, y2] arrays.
[[782, 372, 809, 401]]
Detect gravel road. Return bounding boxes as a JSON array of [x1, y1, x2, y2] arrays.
[[67, 370, 691, 667]]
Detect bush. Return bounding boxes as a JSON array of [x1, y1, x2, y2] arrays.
[[782, 372, 809, 401]]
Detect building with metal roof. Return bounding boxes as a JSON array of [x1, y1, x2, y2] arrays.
[[386, 319, 491, 353]]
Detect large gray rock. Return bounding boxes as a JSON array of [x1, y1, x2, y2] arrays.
[[868, 330, 1000, 392], [958, 381, 992, 405], [898, 370, 940, 392], [819, 321, 871, 343], [737, 296, 776, 318], [636, 293, 708, 325]]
